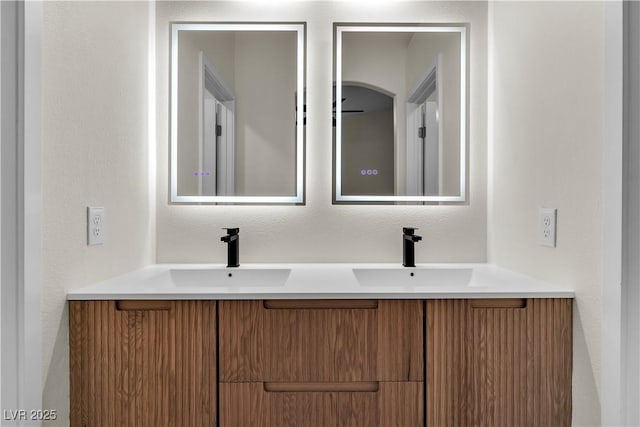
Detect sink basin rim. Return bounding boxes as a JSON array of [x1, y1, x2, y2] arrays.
[[352, 267, 474, 287], [168, 267, 292, 288]]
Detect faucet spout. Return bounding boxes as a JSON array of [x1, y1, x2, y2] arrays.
[[220, 234, 238, 243]]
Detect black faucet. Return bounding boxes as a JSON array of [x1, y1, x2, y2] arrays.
[[221, 228, 240, 268], [402, 227, 422, 267]]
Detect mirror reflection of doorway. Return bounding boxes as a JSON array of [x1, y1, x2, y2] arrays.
[[334, 25, 464, 203], [335, 84, 395, 196], [336, 67, 442, 199], [202, 94, 234, 196], [406, 54, 442, 197], [199, 51, 235, 196]]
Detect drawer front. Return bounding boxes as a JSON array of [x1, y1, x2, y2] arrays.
[[219, 300, 423, 382], [219, 381, 424, 427]]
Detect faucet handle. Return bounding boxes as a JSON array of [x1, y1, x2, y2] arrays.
[[222, 227, 239, 235], [403, 227, 419, 235]]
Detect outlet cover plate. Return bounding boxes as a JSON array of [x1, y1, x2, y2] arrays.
[[539, 207, 556, 248], [87, 207, 105, 246]]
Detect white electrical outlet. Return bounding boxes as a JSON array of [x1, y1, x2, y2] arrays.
[[539, 207, 557, 248], [87, 207, 105, 246]]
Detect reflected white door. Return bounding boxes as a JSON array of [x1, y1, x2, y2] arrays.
[[423, 101, 439, 195], [202, 93, 217, 195], [406, 57, 442, 198], [201, 96, 235, 196], [406, 100, 440, 197], [216, 100, 235, 196], [406, 103, 422, 196]]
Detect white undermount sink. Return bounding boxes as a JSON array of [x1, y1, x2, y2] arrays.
[[169, 268, 291, 287], [352, 267, 473, 287]]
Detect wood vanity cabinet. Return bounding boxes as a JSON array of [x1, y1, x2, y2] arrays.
[[426, 298, 573, 426], [69, 300, 217, 427], [218, 299, 424, 426], [69, 297, 572, 427]]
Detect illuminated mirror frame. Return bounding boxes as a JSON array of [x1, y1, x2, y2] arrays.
[[170, 22, 306, 204], [334, 24, 467, 203]]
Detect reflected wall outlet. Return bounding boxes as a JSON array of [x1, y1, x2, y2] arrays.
[[538, 207, 556, 248], [87, 207, 105, 245]]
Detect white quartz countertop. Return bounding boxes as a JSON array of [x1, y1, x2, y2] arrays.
[[66, 263, 575, 300]]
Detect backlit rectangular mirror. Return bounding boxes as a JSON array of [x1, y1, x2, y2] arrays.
[[334, 24, 467, 203], [171, 23, 305, 204]]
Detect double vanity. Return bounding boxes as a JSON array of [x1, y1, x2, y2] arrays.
[[67, 15, 572, 427], [68, 263, 573, 426]]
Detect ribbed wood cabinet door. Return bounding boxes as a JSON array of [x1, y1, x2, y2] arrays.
[[426, 298, 572, 427], [219, 382, 424, 427], [69, 300, 217, 427], [218, 299, 423, 382]]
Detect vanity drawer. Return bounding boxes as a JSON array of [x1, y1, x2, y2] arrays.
[[218, 300, 423, 382], [219, 381, 424, 427]]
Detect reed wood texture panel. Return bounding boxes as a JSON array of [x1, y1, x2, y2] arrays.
[[219, 299, 423, 382], [69, 300, 217, 427], [219, 381, 423, 427], [426, 298, 572, 426]]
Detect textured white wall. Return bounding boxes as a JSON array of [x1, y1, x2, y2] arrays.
[[488, 2, 604, 424], [156, 1, 488, 264], [41, 1, 152, 424]]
